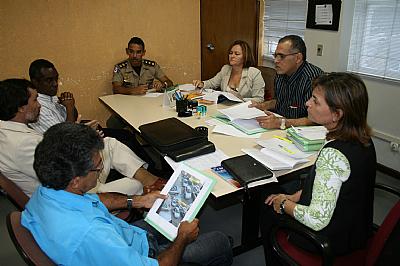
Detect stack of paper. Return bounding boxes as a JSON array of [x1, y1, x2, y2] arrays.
[[213, 102, 269, 135], [242, 137, 310, 170], [286, 126, 327, 152]]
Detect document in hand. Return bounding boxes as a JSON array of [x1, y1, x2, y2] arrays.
[[242, 138, 310, 170], [214, 102, 269, 135], [145, 164, 216, 241], [201, 91, 243, 103]]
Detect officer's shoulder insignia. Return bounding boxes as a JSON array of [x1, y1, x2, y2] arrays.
[[117, 61, 128, 69], [114, 61, 128, 73], [143, 59, 156, 66]]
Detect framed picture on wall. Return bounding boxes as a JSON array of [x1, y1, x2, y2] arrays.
[[306, 0, 342, 31]]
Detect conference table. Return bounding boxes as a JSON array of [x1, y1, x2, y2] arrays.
[[99, 93, 315, 254]]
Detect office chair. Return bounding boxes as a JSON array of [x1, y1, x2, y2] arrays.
[[7, 211, 55, 266], [256, 66, 276, 101], [270, 185, 400, 266], [7, 211, 202, 266], [0, 172, 29, 211]]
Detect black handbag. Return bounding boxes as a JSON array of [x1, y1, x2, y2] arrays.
[[139, 118, 215, 162]]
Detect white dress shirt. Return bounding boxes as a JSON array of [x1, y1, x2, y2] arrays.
[[0, 120, 144, 196]]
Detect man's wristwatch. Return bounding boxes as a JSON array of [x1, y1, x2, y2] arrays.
[[280, 199, 287, 214], [127, 195, 133, 211], [280, 118, 286, 130]]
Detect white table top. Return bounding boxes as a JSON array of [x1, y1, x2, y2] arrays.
[[99, 94, 315, 197]]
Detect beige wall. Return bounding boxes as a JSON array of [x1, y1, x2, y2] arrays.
[[0, 0, 200, 123]]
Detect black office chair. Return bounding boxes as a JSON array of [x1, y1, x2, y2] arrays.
[[270, 184, 400, 266], [0, 172, 29, 211], [7, 211, 55, 266]]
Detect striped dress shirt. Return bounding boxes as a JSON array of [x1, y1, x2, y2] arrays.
[[29, 93, 67, 134], [274, 61, 323, 119]]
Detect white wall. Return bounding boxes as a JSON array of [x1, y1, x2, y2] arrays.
[[305, 0, 400, 171]]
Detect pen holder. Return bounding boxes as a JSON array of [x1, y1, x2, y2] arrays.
[[176, 99, 188, 113]]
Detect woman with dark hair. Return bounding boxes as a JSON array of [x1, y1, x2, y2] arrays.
[[260, 72, 376, 264], [193, 40, 265, 102]]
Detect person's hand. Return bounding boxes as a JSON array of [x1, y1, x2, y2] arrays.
[[152, 80, 164, 91], [138, 191, 167, 209], [84, 119, 99, 129], [256, 111, 281, 129], [265, 193, 287, 205], [76, 114, 82, 124], [131, 85, 148, 95], [96, 129, 105, 138], [192, 80, 204, 89], [248, 100, 267, 110], [177, 219, 199, 244], [143, 178, 167, 194], [59, 92, 75, 108], [271, 194, 287, 214]]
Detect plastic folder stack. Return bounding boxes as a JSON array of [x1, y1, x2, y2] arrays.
[[286, 126, 327, 152]]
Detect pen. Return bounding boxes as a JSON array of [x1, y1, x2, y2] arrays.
[[273, 135, 292, 143]]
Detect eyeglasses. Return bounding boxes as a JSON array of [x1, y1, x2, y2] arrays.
[[272, 52, 299, 61], [90, 157, 104, 178]]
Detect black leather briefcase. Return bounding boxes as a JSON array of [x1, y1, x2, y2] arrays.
[[139, 117, 215, 162]]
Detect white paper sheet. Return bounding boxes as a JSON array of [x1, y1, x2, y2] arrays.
[[315, 4, 333, 25], [218, 101, 266, 120], [291, 126, 327, 140], [212, 125, 262, 138], [143, 92, 163, 97], [164, 149, 229, 171], [178, 84, 196, 91], [205, 118, 227, 127], [242, 148, 309, 170], [256, 138, 313, 159], [202, 91, 243, 103]]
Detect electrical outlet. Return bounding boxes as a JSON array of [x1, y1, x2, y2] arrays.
[[390, 142, 399, 152], [317, 44, 323, 56]]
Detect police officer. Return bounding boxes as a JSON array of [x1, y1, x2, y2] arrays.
[[112, 36, 173, 95]]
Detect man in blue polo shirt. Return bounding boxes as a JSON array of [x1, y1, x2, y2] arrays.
[[21, 122, 233, 266]]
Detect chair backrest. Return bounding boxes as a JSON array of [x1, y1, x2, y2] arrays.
[[256, 66, 276, 101], [6, 211, 55, 266], [366, 200, 400, 266], [0, 172, 29, 211]]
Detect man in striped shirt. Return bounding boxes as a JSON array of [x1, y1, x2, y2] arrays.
[[251, 35, 323, 130]]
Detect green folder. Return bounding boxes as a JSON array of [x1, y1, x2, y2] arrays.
[[286, 127, 325, 152], [212, 113, 268, 135]]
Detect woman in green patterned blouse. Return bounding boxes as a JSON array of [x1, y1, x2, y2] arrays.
[[260, 72, 376, 264]]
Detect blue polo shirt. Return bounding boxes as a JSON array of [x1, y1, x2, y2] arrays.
[[21, 186, 158, 266]]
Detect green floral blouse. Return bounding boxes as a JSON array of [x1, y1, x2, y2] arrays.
[[293, 146, 351, 231]]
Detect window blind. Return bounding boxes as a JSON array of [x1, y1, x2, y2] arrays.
[[263, 0, 307, 60], [348, 0, 400, 81]]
